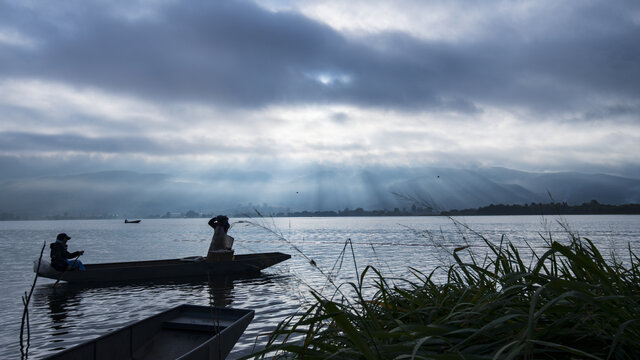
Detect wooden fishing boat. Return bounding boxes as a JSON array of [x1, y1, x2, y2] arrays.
[[44, 304, 254, 360], [36, 252, 291, 283], [124, 219, 142, 223]]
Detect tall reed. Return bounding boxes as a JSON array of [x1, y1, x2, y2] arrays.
[[247, 230, 640, 359]]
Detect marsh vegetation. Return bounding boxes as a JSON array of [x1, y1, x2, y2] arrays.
[[248, 220, 640, 359]]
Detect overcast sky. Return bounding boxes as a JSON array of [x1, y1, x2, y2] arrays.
[[1, 0, 639, 183]]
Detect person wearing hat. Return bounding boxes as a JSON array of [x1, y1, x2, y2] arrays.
[[50, 233, 85, 271]]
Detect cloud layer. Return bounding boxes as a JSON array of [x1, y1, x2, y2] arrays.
[[3, 1, 639, 112], [1, 0, 639, 212]]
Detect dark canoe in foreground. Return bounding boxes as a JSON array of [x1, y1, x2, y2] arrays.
[[44, 304, 254, 360], [124, 219, 142, 223], [37, 252, 291, 283]]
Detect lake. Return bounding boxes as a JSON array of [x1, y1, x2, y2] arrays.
[[2, 215, 639, 359]]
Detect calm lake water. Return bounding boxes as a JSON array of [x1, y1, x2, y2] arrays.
[[2, 215, 639, 359]]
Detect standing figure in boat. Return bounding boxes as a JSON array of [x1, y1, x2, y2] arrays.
[[50, 233, 86, 271], [207, 215, 234, 261]]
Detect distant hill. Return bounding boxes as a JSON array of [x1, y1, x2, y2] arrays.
[[0, 167, 638, 218], [389, 167, 640, 211], [477, 168, 640, 205]]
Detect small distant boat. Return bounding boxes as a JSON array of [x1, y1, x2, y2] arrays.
[[43, 304, 254, 360], [36, 252, 291, 283], [125, 219, 141, 223]]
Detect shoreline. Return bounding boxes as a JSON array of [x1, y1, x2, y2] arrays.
[[2, 213, 640, 221]]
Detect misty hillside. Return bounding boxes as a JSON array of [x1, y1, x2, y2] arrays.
[[390, 167, 640, 210], [477, 168, 640, 205], [0, 167, 639, 218]]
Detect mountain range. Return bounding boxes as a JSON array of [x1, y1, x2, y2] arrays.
[[1, 167, 638, 218]]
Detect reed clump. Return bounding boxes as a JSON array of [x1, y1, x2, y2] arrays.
[[250, 234, 640, 359]]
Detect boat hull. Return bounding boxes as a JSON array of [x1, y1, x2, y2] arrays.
[[44, 304, 254, 360], [38, 252, 291, 283]]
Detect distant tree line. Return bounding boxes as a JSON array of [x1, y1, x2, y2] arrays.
[[2, 200, 640, 221], [0, 212, 121, 221], [273, 205, 438, 217], [267, 201, 640, 217], [441, 200, 640, 216]]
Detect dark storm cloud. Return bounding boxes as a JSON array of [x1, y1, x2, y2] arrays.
[[1, 0, 638, 113], [0, 132, 162, 153], [0, 131, 266, 155], [582, 104, 640, 121]]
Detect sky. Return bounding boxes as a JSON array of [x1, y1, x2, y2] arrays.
[[1, 0, 640, 214]]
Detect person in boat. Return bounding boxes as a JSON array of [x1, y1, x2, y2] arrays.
[[207, 215, 234, 261], [50, 233, 86, 271]]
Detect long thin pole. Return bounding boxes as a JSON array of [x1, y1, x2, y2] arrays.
[[20, 241, 46, 360]]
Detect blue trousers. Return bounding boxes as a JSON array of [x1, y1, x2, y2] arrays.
[[66, 259, 86, 271]]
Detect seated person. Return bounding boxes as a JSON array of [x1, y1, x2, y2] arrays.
[[50, 233, 85, 271], [207, 215, 234, 260]]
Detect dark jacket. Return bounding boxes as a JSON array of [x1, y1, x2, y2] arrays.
[[50, 241, 81, 271]]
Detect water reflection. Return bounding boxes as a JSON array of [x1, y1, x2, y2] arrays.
[[207, 275, 235, 307], [34, 284, 82, 336]]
